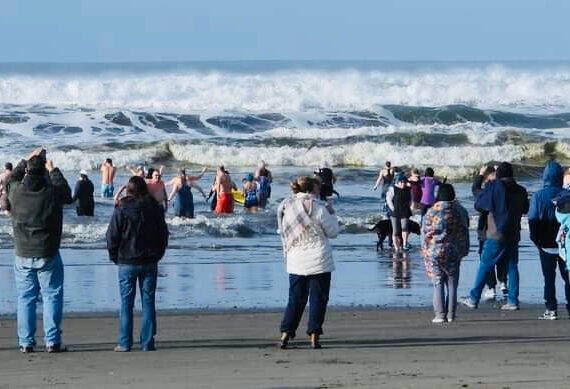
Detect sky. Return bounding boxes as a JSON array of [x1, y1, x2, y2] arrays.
[[1, 0, 568, 62]]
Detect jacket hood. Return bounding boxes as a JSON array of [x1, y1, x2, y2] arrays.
[[543, 161, 563, 188]]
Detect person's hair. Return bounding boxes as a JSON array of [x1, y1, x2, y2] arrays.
[[565, 168, 570, 176], [411, 167, 419, 175], [482, 165, 495, 177], [385, 161, 391, 168], [496, 162, 514, 179], [435, 183, 456, 202], [425, 167, 434, 177], [178, 168, 186, 177], [291, 176, 319, 194], [126, 176, 149, 198], [27, 156, 46, 176], [5, 162, 12, 171], [106, 158, 112, 165], [146, 168, 155, 179]]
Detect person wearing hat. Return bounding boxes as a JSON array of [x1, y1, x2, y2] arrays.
[[421, 183, 470, 323], [73, 169, 95, 216], [243, 173, 259, 213], [461, 162, 529, 311], [386, 172, 412, 254], [5, 148, 73, 353]]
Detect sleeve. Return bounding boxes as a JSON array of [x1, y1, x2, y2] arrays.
[[156, 205, 169, 257], [459, 206, 471, 257], [471, 175, 484, 198], [49, 168, 73, 205], [317, 204, 340, 239], [72, 181, 80, 202], [522, 189, 530, 215], [528, 192, 539, 244], [277, 200, 286, 234], [475, 183, 492, 213], [106, 208, 122, 263], [421, 210, 434, 251]]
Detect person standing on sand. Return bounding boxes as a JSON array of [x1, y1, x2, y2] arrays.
[[277, 176, 339, 349], [0, 162, 13, 212], [421, 184, 470, 324], [461, 162, 529, 311], [100, 158, 117, 198], [107, 176, 168, 352], [472, 165, 508, 300], [213, 165, 236, 215], [528, 161, 570, 320], [72, 170, 95, 216], [5, 148, 72, 353]]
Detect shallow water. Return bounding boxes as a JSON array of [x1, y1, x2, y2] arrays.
[[0, 169, 564, 314]]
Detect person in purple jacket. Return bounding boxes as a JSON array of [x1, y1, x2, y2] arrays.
[[420, 167, 442, 217]]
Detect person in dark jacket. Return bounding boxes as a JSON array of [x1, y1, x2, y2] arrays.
[[106, 176, 169, 352], [472, 165, 508, 299], [6, 148, 73, 353], [528, 161, 570, 320], [72, 170, 95, 216], [461, 162, 529, 311], [386, 173, 412, 254]]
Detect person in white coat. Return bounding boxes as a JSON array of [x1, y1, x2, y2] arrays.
[[277, 176, 339, 349]]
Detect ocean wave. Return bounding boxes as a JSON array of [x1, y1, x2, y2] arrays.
[[2, 65, 570, 112]]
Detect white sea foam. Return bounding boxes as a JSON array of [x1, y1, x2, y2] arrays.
[[2, 66, 570, 113]]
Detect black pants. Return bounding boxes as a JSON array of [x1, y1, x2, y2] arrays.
[[76, 205, 94, 216], [479, 240, 507, 289], [539, 249, 570, 312], [280, 273, 331, 338]]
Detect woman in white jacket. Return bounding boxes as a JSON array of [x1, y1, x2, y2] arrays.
[[277, 176, 340, 349]]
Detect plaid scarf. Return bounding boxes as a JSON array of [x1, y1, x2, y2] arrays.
[[279, 194, 314, 252]]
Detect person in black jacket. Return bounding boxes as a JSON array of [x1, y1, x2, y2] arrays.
[[72, 170, 95, 216], [6, 148, 73, 353], [106, 176, 169, 352]]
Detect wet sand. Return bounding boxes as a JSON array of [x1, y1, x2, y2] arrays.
[[1, 306, 569, 388]]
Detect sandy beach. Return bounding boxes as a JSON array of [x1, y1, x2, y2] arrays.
[[1, 306, 569, 388]]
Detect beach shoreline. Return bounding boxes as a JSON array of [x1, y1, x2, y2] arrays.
[[1, 305, 569, 388]]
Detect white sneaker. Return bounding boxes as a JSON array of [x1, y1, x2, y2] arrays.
[[447, 316, 455, 323], [482, 287, 496, 301], [499, 282, 508, 295], [459, 297, 477, 309], [432, 317, 446, 324], [538, 310, 558, 320], [501, 303, 519, 311]]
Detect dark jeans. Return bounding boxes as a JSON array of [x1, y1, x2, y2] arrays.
[[280, 273, 331, 338], [117, 263, 158, 350], [479, 240, 508, 289], [539, 249, 570, 312], [470, 240, 520, 306]]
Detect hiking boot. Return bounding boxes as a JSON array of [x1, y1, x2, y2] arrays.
[[501, 303, 519, 311], [538, 310, 558, 320], [46, 344, 67, 353], [459, 297, 477, 309]]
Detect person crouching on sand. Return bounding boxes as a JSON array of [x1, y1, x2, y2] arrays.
[[277, 176, 339, 349], [106, 176, 169, 352], [421, 184, 470, 323]]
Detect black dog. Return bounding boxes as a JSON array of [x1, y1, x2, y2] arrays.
[[368, 219, 421, 251]]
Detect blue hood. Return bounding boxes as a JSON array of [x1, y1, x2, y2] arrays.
[[543, 161, 563, 188]]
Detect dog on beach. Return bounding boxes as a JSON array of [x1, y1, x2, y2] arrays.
[[368, 219, 421, 251]]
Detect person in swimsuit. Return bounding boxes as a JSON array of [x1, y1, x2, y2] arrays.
[[213, 165, 236, 215], [100, 158, 117, 198], [373, 161, 394, 215], [255, 161, 272, 209], [243, 173, 259, 213], [0, 162, 13, 212], [168, 168, 207, 218], [145, 170, 168, 212]]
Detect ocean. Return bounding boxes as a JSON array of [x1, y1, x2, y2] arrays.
[[0, 61, 569, 314]]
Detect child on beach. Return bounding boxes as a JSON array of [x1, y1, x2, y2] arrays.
[[421, 184, 470, 323]]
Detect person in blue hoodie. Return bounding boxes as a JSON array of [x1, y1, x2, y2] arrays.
[[461, 162, 529, 311], [529, 161, 570, 320]]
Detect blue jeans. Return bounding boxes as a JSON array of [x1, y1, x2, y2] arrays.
[[280, 273, 331, 338], [470, 240, 520, 305], [118, 263, 158, 350], [101, 184, 114, 198], [539, 249, 570, 312], [14, 252, 64, 347]]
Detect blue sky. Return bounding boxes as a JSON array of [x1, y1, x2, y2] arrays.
[[1, 0, 568, 62]]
